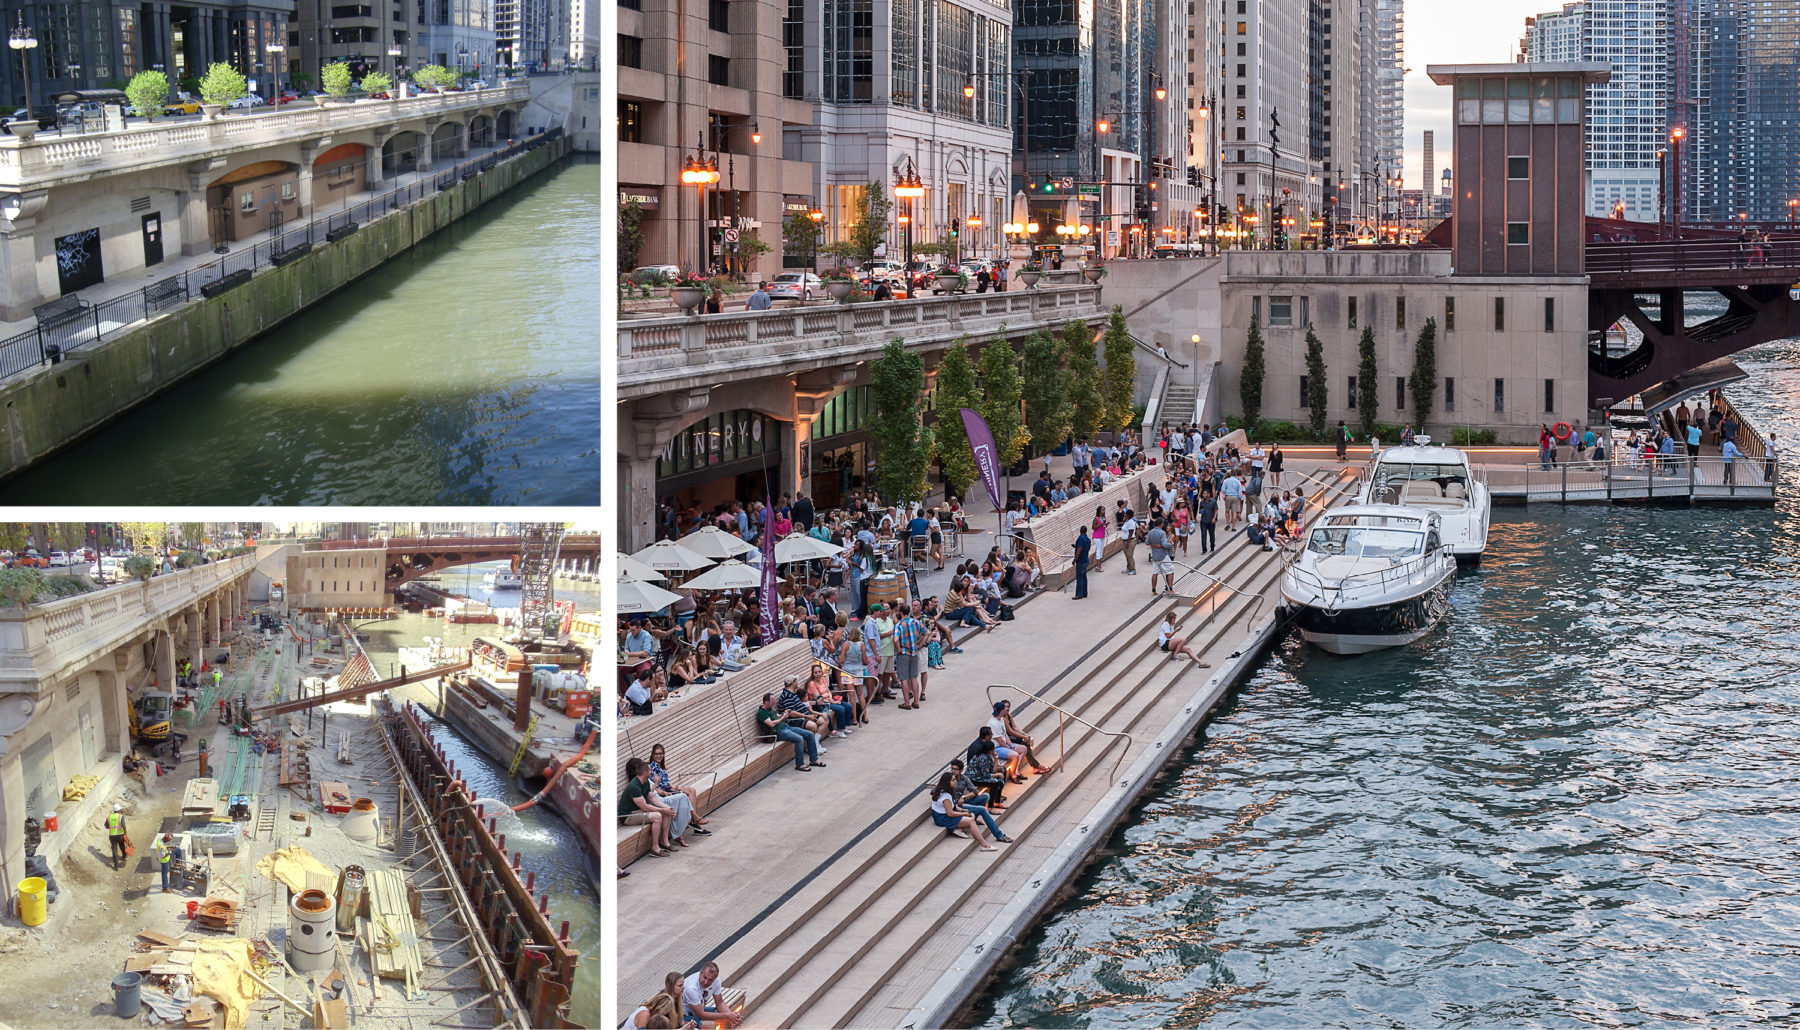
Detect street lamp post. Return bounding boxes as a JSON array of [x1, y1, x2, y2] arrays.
[[266, 42, 285, 96], [1656, 149, 1666, 234], [808, 207, 824, 275], [387, 45, 403, 84], [894, 158, 926, 299], [679, 132, 720, 275], [9, 15, 39, 121], [1669, 126, 1684, 240]]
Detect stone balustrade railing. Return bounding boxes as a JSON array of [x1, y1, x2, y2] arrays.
[[0, 554, 256, 692], [619, 285, 1108, 397], [0, 84, 530, 188]]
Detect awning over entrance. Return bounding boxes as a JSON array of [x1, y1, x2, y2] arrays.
[[1638, 358, 1750, 417]]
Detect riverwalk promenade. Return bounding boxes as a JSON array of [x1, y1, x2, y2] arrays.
[[615, 466, 1365, 1028]]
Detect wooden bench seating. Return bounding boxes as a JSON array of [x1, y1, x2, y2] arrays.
[[616, 638, 817, 866]]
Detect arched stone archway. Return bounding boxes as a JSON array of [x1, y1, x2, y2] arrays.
[[496, 108, 518, 139], [312, 142, 369, 212], [432, 120, 467, 161], [383, 131, 424, 177], [206, 159, 301, 244], [469, 114, 494, 148]]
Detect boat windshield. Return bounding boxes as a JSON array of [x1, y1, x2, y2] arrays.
[[1368, 462, 1471, 505], [1306, 527, 1426, 559]]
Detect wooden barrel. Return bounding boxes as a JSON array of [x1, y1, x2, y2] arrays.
[[866, 573, 908, 611]]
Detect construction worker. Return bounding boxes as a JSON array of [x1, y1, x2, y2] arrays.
[[212, 669, 222, 691], [107, 805, 128, 870], [154, 833, 179, 893]]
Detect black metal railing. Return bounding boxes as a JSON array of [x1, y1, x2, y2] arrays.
[[1, 129, 561, 382]]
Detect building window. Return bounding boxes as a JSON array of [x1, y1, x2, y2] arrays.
[[1268, 295, 1293, 327], [1236, 105, 1246, 120], [826, 0, 874, 103], [1494, 297, 1505, 331], [618, 35, 642, 68], [1396, 376, 1406, 410], [1395, 296, 1405, 329], [1445, 377, 1455, 412], [1299, 296, 1309, 327], [1494, 378, 1505, 412], [1507, 156, 1529, 179], [1236, 127, 1245, 141], [709, 0, 729, 31], [1237, 63, 1246, 77], [1250, 295, 1260, 323], [708, 55, 730, 85], [1299, 375, 1308, 407], [1236, 21, 1246, 33], [619, 100, 642, 142], [1347, 296, 1357, 328], [1544, 378, 1555, 412], [1347, 376, 1358, 409], [619, 0, 642, 8], [1237, 42, 1246, 56], [1444, 296, 1454, 331], [783, 0, 804, 98], [1236, 173, 1245, 185], [1507, 222, 1529, 245], [1544, 297, 1555, 331]]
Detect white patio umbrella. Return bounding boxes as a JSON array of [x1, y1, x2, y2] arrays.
[[628, 539, 713, 572], [617, 575, 683, 614], [680, 559, 763, 592], [616, 553, 665, 582], [774, 534, 847, 565], [676, 525, 753, 561]]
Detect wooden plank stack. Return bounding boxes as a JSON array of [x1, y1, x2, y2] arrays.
[[362, 870, 424, 992]]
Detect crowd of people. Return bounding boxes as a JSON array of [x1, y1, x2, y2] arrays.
[[1004, 436, 1150, 529]]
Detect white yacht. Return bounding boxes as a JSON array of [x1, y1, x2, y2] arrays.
[[1281, 504, 1458, 655], [1355, 443, 1491, 563], [484, 569, 523, 590]]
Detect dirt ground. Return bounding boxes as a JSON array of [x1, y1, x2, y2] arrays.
[[0, 751, 233, 1029]]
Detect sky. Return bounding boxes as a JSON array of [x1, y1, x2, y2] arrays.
[[1401, 0, 1553, 191]]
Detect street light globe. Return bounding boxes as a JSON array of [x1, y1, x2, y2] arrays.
[[1026, 222, 1039, 233], [1078, 225, 1091, 236], [963, 82, 976, 99], [1191, 334, 1201, 344]]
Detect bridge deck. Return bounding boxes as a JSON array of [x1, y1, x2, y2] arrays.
[[1586, 237, 1800, 289]]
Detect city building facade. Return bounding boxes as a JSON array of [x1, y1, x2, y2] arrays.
[[1373, 0, 1403, 197], [418, 0, 499, 81], [0, 0, 292, 110], [1674, 0, 1800, 223], [615, 0, 813, 279], [568, 0, 597, 66], [1217, 0, 1316, 246], [289, 0, 426, 85], [494, 0, 566, 70]]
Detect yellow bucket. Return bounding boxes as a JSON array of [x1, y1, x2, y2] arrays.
[[16, 877, 45, 926]]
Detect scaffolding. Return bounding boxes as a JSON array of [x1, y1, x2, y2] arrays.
[[516, 523, 564, 643]]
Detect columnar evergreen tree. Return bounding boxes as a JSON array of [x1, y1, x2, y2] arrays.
[[977, 335, 1028, 468], [1305, 324, 1330, 439], [1408, 316, 1439, 431], [1240, 313, 1265, 430], [1063, 320, 1106, 441], [1357, 324, 1380, 440], [931, 339, 981, 498], [868, 339, 934, 504], [1100, 307, 1138, 434], [1020, 329, 1073, 457]]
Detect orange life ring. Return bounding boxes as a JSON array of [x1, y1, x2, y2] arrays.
[[1553, 421, 1573, 442]]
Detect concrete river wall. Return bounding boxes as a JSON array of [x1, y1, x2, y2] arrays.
[[0, 137, 571, 479]]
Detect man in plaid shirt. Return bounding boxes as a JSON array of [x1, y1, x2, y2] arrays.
[[892, 603, 926, 710]]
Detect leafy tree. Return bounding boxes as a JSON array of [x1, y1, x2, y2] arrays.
[[178, 523, 206, 549], [620, 199, 645, 269], [0, 523, 27, 554], [931, 340, 981, 498], [125, 70, 170, 119], [178, 76, 202, 96], [1020, 330, 1072, 459], [358, 70, 393, 95], [736, 229, 772, 263], [322, 61, 354, 97], [1409, 316, 1439, 430], [1304, 324, 1329, 439], [977, 336, 1028, 467], [868, 339, 933, 504], [1063, 320, 1105, 441], [288, 71, 313, 91], [1356, 324, 1379, 440], [1240, 313, 1265, 429], [829, 182, 894, 264], [782, 210, 823, 271], [198, 62, 248, 106], [1100, 307, 1137, 434], [413, 64, 460, 91]]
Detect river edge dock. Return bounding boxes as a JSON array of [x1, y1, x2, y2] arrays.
[[615, 466, 1367, 1028]]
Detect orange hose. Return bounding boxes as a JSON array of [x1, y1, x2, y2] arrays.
[[511, 729, 598, 812]]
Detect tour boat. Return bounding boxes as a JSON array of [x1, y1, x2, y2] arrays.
[[484, 570, 524, 590], [1354, 442, 1491, 563], [1281, 504, 1458, 655]]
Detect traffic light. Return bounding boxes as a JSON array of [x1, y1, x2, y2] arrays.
[[950, 220, 960, 239], [1043, 173, 1056, 193]]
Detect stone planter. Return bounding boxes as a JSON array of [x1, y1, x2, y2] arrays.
[[312, 96, 331, 108], [6, 119, 37, 142], [826, 281, 855, 302], [1020, 270, 1043, 289], [1083, 266, 1104, 284], [201, 103, 224, 119], [671, 286, 707, 314]]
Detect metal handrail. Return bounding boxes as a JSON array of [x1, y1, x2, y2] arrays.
[[1163, 555, 1267, 624], [986, 683, 1133, 784]]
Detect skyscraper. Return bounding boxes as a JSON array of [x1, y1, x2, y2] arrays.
[[1374, 0, 1404, 189], [1674, 0, 1800, 222], [1520, 0, 1666, 221]]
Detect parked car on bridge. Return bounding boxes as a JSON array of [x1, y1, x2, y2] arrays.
[[764, 272, 823, 302]]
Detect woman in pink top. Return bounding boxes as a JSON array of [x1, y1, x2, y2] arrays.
[[1090, 505, 1108, 572]]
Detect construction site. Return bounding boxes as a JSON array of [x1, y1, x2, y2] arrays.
[[0, 525, 587, 1029]]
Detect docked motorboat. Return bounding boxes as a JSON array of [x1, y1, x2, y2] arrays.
[[1281, 504, 1457, 655], [484, 569, 523, 590], [1355, 442, 1491, 563]]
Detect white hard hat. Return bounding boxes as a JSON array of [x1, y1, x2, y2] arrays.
[[113, 804, 122, 812]]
